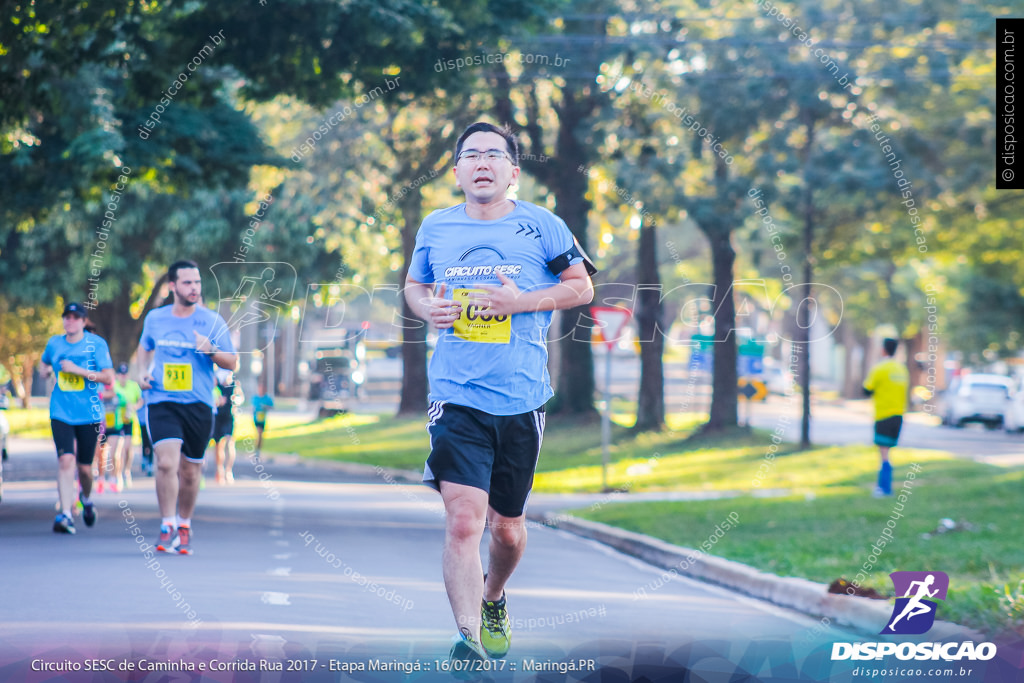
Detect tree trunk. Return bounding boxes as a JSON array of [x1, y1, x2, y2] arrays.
[[83, 274, 168, 371], [840, 322, 863, 399], [397, 191, 429, 417], [704, 226, 738, 431], [798, 113, 817, 450], [550, 98, 597, 418], [904, 330, 924, 391], [634, 215, 664, 432], [89, 290, 146, 367]]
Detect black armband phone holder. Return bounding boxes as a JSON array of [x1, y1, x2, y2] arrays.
[[546, 240, 598, 277]]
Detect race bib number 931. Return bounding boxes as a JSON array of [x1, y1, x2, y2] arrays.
[[163, 363, 193, 392]]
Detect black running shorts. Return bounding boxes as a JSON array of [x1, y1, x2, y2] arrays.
[[423, 401, 546, 518], [51, 420, 103, 466], [139, 420, 153, 460], [212, 410, 234, 441], [874, 415, 903, 448], [145, 401, 214, 463]]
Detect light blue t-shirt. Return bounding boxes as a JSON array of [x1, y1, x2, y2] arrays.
[[140, 305, 235, 408], [41, 332, 113, 425], [408, 200, 580, 415], [252, 394, 274, 424]]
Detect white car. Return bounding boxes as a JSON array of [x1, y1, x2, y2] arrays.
[[762, 365, 795, 395], [938, 374, 1013, 429], [1003, 385, 1024, 432]]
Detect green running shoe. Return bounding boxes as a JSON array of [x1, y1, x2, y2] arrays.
[[448, 631, 488, 680], [480, 593, 511, 658]]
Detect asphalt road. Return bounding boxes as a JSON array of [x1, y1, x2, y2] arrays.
[[361, 356, 1024, 463], [0, 437, 869, 682], [745, 398, 1024, 466]]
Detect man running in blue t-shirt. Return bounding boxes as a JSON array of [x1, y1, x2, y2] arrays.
[[137, 260, 237, 555], [41, 302, 115, 534], [404, 122, 595, 667]]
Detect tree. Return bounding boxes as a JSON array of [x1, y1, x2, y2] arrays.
[[0, 299, 61, 407], [490, 2, 628, 419]]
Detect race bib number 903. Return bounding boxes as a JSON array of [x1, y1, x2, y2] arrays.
[[452, 288, 511, 344], [57, 372, 85, 392], [163, 363, 193, 392]]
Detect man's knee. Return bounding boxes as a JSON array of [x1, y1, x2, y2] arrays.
[[179, 460, 201, 479], [446, 506, 486, 543], [156, 456, 178, 476], [489, 515, 525, 547]]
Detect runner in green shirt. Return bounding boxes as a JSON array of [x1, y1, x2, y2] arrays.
[[114, 364, 143, 488]]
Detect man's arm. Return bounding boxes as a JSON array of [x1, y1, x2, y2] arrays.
[[863, 366, 877, 397], [473, 263, 594, 316], [404, 278, 462, 330], [193, 330, 238, 371], [209, 350, 238, 371], [137, 344, 155, 390]]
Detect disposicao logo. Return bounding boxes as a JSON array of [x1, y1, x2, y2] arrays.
[[882, 570, 948, 635], [831, 571, 997, 663]]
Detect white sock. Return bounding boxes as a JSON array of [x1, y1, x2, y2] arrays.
[[176, 516, 191, 528], [162, 517, 176, 528]]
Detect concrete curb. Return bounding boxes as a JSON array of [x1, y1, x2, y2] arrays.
[[530, 511, 986, 642]]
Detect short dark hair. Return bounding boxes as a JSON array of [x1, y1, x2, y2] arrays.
[[167, 259, 199, 283], [455, 122, 519, 166], [883, 338, 899, 356]]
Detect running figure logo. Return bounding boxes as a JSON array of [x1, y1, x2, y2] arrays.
[[881, 571, 949, 635], [208, 262, 297, 353]]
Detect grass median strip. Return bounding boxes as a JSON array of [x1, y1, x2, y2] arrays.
[[573, 455, 1024, 637]]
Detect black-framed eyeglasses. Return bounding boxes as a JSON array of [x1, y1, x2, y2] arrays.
[[458, 148, 513, 163]]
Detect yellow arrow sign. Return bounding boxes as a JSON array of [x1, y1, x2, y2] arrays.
[[738, 378, 768, 402]]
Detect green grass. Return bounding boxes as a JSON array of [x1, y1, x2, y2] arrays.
[[262, 413, 419, 465], [574, 455, 1024, 637], [258, 410, 769, 479], [4, 406, 52, 439]]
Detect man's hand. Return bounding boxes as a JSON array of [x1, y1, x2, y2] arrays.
[[194, 331, 216, 355], [471, 272, 521, 316], [425, 284, 463, 330], [139, 373, 154, 390]]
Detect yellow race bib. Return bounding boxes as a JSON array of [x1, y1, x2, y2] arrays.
[[163, 363, 193, 392], [57, 372, 85, 392], [452, 288, 511, 344]]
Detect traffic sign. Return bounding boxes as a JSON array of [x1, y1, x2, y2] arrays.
[[738, 377, 768, 402], [689, 349, 712, 372], [738, 354, 764, 377], [738, 339, 765, 357], [590, 306, 632, 350], [691, 333, 715, 351]]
